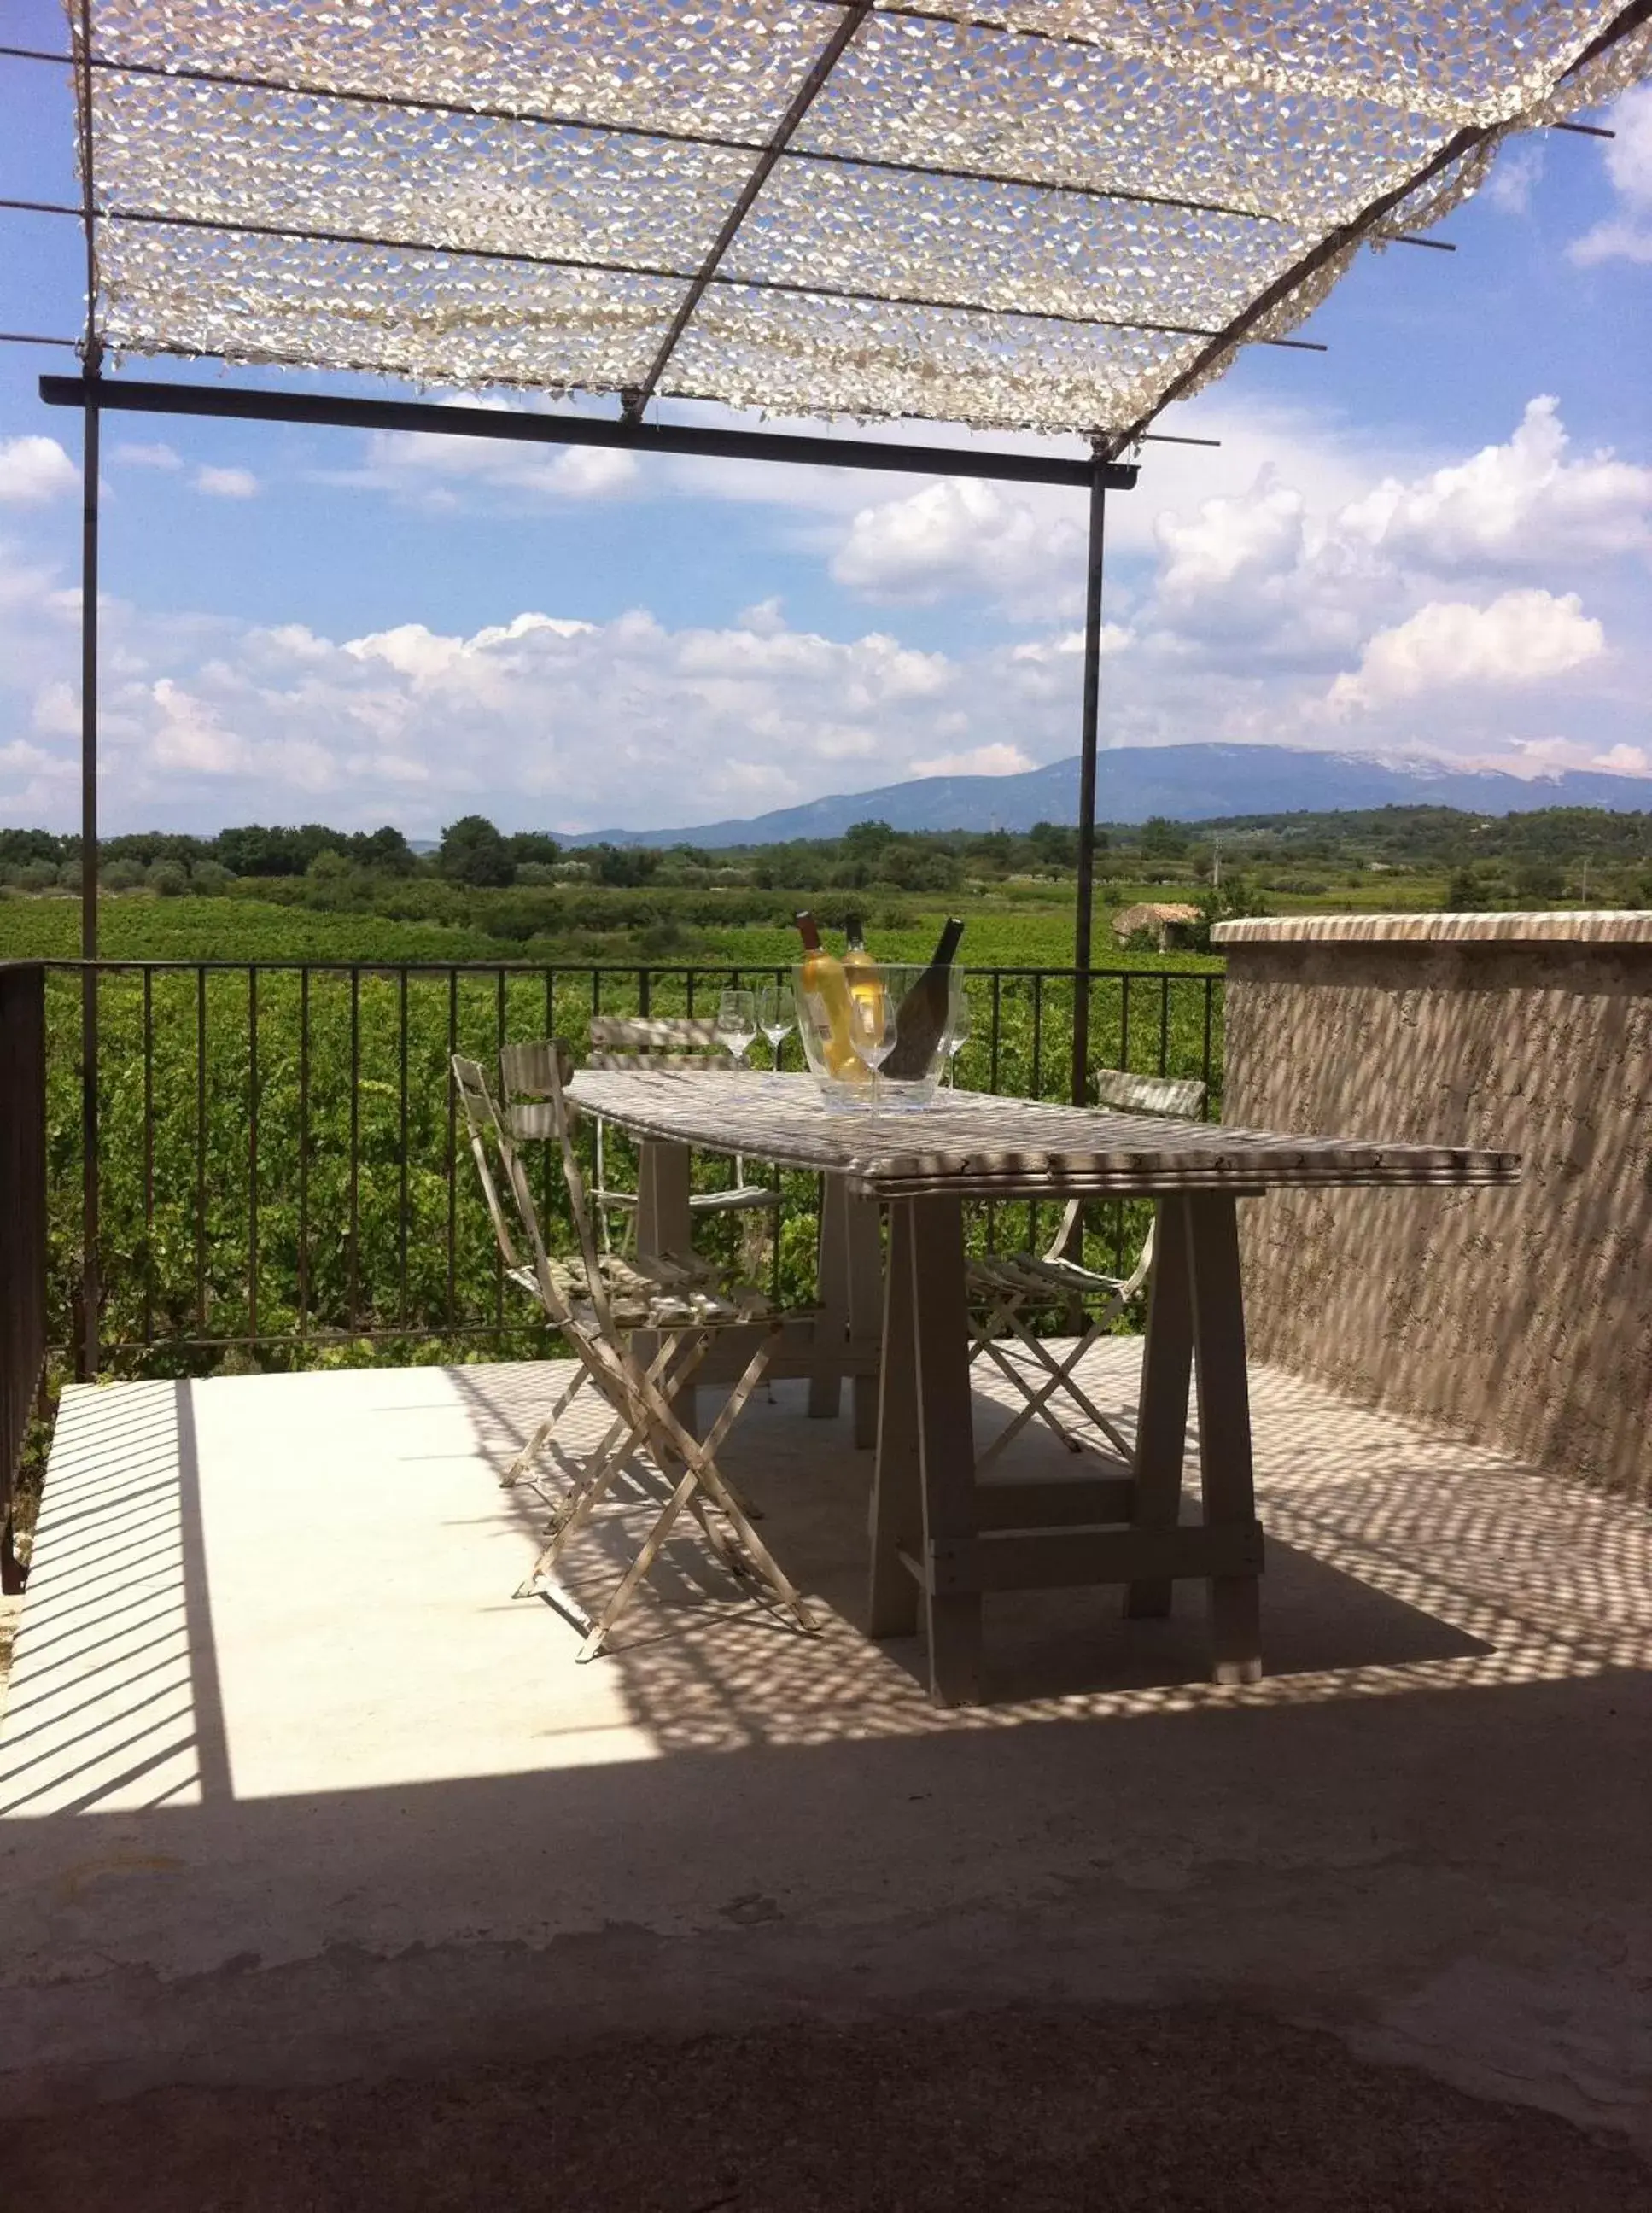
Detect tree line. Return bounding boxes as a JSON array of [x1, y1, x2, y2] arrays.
[[3, 803, 1648, 903]]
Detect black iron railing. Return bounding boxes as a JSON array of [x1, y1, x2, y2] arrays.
[[1, 963, 48, 1587], [35, 961, 1223, 1374]]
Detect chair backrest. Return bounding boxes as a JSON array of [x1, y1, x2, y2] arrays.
[[504, 1038, 619, 1340], [453, 1053, 579, 1331], [452, 1055, 522, 1271], [587, 1014, 732, 1072], [1042, 1068, 1205, 1276], [1094, 1067, 1207, 1119]]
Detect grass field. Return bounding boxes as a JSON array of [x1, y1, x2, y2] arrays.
[[0, 884, 1229, 971]]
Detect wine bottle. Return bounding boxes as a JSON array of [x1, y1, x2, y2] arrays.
[[794, 911, 864, 1080], [884, 916, 966, 1081], [841, 913, 886, 1031]]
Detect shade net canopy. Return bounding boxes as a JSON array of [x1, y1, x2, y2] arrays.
[[75, 0, 1652, 442]]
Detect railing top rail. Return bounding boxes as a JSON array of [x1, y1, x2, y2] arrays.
[[38, 957, 1222, 979]]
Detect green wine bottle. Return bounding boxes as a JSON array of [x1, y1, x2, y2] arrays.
[[884, 916, 965, 1081]]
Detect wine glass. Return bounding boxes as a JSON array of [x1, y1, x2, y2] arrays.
[[715, 989, 757, 1080], [943, 984, 972, 1088], [847, 977, 897, 1107], [756, 984, 794, 1083]]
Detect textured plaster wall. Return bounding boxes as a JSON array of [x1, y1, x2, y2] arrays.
[[1221, 936, 1652, 1503]]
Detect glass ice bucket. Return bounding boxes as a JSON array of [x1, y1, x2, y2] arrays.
[[792, 962, 966, 1112]]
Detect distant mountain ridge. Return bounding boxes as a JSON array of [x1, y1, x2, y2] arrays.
[[562, 744, 1652, 848]]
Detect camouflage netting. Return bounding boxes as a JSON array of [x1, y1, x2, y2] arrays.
[[74, 0, 1652, 438]]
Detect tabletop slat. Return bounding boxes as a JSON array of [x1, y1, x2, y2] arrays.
[[567, 1072, 1521, 1200]]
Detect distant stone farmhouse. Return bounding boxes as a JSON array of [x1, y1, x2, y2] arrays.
[[1112, 901, 1202, 949]]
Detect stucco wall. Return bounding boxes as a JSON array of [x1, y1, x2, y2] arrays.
[[1213, 914, 1652, 1504]]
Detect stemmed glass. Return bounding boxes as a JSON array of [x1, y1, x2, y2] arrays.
[[847, 979, 898, 1108], [715, 989, 757, 1083], [756, 984, 794, 1083], [943, 983, 972, 1087]]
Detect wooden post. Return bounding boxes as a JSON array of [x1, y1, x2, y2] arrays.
[[867, 1200, 921, 1638], [908, 1194, 982, 1705], [1124, 1198, 1194, 1620], [1184, 1194, 1263, 1684]]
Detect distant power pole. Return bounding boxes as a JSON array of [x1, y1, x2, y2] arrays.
[[1212, 834, 1222, 893], [1580, 855, 1591, 906]]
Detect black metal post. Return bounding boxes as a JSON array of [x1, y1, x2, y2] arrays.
[[1071, 449, 1107, 1110], [78, 374, 99, 1380], [75, 0, 101, 1378]]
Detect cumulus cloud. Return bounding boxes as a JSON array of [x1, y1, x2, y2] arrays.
[[910, 744, 1036, 779], [0, 436, 79, 505], [1571, 86, 1652, 265], [194, 465, 260, 499], [1327, 590, 1604, 715], [831, 477, 1085, 615], [1337, 397, 1652, 566], [114, 441, 182, 470], [1486, 140, 1544, 215]]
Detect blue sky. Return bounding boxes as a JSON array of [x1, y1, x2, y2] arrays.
[[1, 0, 1649, 836]]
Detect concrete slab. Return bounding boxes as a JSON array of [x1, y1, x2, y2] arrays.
[[1, 1346, 1648, 2154]]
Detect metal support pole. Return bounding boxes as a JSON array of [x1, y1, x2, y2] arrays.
[[1071, 453, 1107, 1110], [78, 371, 99, 1380], [76, 0, 100, 1379]]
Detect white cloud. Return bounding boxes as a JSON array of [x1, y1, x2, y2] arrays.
[[910, 743, 1035, 779], [194, 465, 260, 499], [349, 412, 640, 505], [1337, 397, 1652, 566], [1486, 140, 1544, 215], [150, 678, 252, 774], [1571, 86, 1652, 265], [1327, 590, 1604, 715], [0, 436, 78, 505], [831, 477, 1084, 615], [114, 441, 181, 470]]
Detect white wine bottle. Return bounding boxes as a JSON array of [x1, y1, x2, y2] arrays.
[[795, 911, 863, 1079], [884, 916, 965, 1081]]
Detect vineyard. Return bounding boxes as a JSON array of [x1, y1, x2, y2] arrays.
[[36, 956, 1225, 1379]]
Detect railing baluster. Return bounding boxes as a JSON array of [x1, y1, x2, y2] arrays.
[[299, 967, 311, 1337], [348, 966, 360, 1333], [142, 967, 154, 1347], [398, 966, 409, 1334], [196, 964, 207, 1334], [1203, 975, 1215, 1117], [446, 968, 458, 1328], [248, 966, 259, 1342], [494, 967, 506, 1327]]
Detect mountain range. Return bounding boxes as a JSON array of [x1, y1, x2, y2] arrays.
[[563, 744, 1652, 848]]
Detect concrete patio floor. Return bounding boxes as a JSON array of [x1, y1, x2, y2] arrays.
[[0, 1343, 1648, 2170]]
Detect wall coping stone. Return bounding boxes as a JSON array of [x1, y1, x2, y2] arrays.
[[1212, 910, 1652, 948]]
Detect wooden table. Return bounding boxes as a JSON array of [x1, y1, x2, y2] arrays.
[[569, 1071, 1521, 1706]]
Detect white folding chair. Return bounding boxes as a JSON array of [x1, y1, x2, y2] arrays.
[[968, 1069, 1207, 1473], [454, 1050, 815, 1661], [583, 1015, 781, 1252]]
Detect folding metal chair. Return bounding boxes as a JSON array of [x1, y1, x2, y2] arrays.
[[583, 1015, 780, 1252], [968, 1069, 1207, 1473], [453, 1050, 815, 1661]]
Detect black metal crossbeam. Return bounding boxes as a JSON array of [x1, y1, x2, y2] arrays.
[[38, 374, 1140, 489]]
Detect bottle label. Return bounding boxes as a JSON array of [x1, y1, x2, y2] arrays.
[[804, 990, 832, 1037]]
